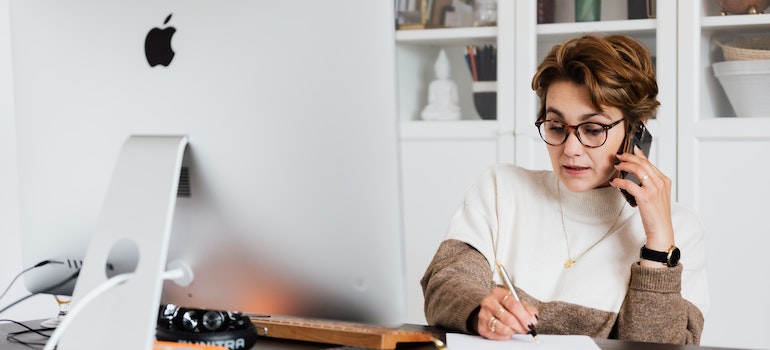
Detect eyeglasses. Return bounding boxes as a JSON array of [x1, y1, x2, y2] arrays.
[[534, 119, 624, 148]]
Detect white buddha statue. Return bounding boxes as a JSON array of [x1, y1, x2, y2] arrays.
[[421, 49, 461, 121]]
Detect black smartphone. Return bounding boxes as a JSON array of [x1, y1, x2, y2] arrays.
[[619, 122, 653, 207]]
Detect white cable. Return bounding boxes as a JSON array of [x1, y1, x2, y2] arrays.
[[41, 268, 188, 350], [161, 266, 191, 285], [42, 273, 132, 350]]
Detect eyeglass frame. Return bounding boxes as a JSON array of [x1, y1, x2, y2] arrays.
[[534, 118, 625, 148]]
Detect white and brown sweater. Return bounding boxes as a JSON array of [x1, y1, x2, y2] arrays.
[[420, 165, 709, 344]]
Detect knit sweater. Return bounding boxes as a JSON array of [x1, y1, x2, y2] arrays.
[[420, 164, 709, 344]]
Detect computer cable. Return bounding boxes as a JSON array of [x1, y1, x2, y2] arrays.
[[1, 318, 53, 346], [0, 260, 54, 302], [42, 272, 132, 350], [0, 271, 79, 318], [42, 267, 189, 350]]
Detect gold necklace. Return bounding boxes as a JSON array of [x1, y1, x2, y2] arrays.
[[557, 179, 625, 268]]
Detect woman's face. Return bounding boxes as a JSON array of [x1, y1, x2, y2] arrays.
[[543, 81, 626, 192]]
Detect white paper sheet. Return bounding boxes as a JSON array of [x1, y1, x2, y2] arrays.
[[446, 333, 601, 350]]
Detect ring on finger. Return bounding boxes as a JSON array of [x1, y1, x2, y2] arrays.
[[488, 317, 498, 333], [641, 174, 650, 184], [502, 292, 512, 304], [495, 306, 505, 319]]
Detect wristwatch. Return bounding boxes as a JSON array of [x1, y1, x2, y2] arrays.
[[640, 245, 680, 267]]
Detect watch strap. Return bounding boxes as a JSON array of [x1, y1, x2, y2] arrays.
[[640, 245, 679, 267]]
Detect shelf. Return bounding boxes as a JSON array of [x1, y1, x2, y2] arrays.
[[694, 117, 770, 140], [395, 26, 497, 46], [399, 120, 500, 140], [701, 13, 770, 29], [537, 19, 657, 42]]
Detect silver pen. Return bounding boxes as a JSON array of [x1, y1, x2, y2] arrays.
[[495, 260, 539, 343]]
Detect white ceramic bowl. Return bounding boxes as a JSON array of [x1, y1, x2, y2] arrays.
[[712, 59, 770, 118]]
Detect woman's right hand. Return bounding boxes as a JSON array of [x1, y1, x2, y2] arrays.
[[476, 287, 539, 340]]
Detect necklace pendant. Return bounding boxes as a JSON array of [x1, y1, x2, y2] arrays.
[[563, 259, 575, 268]]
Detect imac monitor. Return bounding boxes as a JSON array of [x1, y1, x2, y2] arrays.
[[11, 0, 405, 330]]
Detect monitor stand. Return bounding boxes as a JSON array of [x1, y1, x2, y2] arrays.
[[58, 136, 188, 350]]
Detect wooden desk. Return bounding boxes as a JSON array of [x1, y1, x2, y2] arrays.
[[0, 320, 749, 350]]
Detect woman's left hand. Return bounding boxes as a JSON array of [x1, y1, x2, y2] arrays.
[[611, 146, 675, 266]]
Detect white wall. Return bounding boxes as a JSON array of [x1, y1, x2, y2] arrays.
[[0, 0, 58, 322]]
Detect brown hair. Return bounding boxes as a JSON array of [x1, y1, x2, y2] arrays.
[[531, 35, 659, 128]]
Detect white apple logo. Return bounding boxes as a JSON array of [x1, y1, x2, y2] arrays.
[[144, 14, 176, 67]]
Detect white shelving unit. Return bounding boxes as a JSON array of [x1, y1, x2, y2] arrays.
[[678, 2, 770, 349], [395, 2, 514, 327]]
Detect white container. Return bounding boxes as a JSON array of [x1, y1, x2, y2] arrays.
[[712, 59, 770, 118]]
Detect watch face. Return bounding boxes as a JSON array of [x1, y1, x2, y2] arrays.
[[668, 247, 681, 267]]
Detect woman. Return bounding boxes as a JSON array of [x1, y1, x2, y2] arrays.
[[420, 35, 709, 344]]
